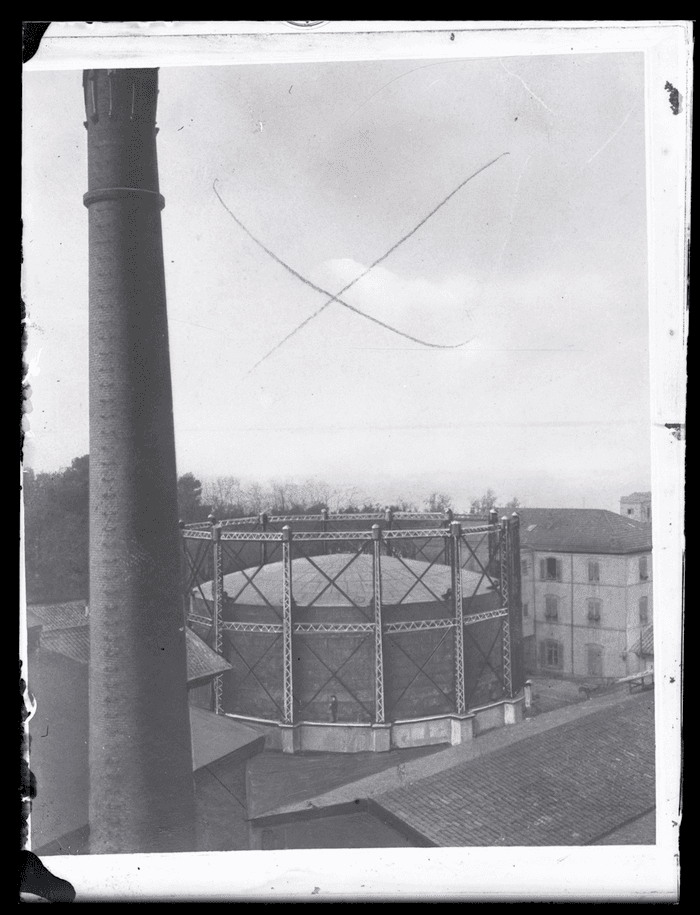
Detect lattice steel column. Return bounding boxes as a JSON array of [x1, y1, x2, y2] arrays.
[[443, 508, 454, 566], [509, 512, 524, 694], [500, 516, 513, 697], [259, 512, 268, 566], [451, 521, 466, 714], [384, 507, 393, 556], [282, 525, 294, 724], [488, 508, 499, 573], [372, 524, 386, 723], [212, 518, 224, 715], [322, 508, 329, 555]]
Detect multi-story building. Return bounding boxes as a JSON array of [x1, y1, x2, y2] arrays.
[[620, 491, 652, 523], [517, 509, 652, 681]]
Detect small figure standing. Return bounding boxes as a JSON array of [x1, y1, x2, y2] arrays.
[[329, 695, 338, 723]]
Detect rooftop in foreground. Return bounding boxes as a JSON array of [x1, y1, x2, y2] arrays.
[[374, 691, 655, 846], [246, 688, 655, 848]]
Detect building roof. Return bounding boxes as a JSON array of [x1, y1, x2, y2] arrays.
[[199, 553, 490, 608], [516, 509, 652, 555], [27, 603, 230, 683], [184, 627, 231, 682], [39, 627, 90, 665], [620, 492, 652, 503], [26, 600, 89, 631], [374, 693, 655, 847]]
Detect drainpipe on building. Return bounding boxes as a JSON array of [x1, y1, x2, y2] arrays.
[[570, 554, 575, 677], [533, 553, 537, 673]]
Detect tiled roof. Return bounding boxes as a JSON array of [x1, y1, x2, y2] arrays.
[[184, 627, 231, 682], [630, 624, 654, 657], [41, 627, 89, 665], [199, 553, 489, 607], [27, 601, 89, 630], [28, 602, 230, 683], [620, 492, 651, 502], [516, 509, 652, 555], [375, 694, 655, 847]]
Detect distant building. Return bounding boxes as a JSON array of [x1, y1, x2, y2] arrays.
[[517, 509, 652, 681], [620, 491, 652, 523]]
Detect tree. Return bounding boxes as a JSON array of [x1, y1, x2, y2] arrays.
[[387, 499, 418, 513], [269, 479, 295, 514], [503, 497, 522, 514], [244, 481, 265, 515], [23, 455, 90, 603], [22, 460, 215, 602], [470, 489, 498, 515], [202, 475, 245, 518], [424, 492, 453, 513], [177, 472, 210, 523]]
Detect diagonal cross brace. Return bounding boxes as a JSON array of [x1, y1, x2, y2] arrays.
[[226, 633, 285, 718], [296, 634, 375, 719], [384, 627, 454, 714]]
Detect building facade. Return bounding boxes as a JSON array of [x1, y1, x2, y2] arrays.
[[620, 491, 652, 523], [517, 509, 653, 681]]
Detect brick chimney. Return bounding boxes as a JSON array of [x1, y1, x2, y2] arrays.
[[83, 68, 194, 853]]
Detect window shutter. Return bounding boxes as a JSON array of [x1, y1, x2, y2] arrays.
[[639, 596, 649, 623], [539, 641, 546, 666], [556, 559, 562, 581], [558, 644, 564, 669], [540, 559, 546, 580]]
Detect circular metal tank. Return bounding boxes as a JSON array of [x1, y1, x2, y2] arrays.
[[192, 551, 503, 725]]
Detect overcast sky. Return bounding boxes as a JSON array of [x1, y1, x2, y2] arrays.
[[23, 52, 650, 511]]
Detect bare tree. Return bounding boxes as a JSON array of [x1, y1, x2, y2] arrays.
[[202, 475, 244, 516], [245, 481, 266, 515], [470, 488, 498, 515], [388, 498, 418, 513], [504, 496, 522, 514], [424, 492, 453, 513]]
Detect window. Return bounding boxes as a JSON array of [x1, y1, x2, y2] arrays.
[[523, 602, 529, 618], [540, 557, 562, 581], [639, 556, 649, 581], [539, 639, 563, 670], [627, 508, 633, 515], [544, 595, 559, 621], [587, 598, 602, 624], [521, 559, 528, 576], [588, 560, 600, 583], [645, 506, 651, 520], [639, 596, 649, 625], [586, 644, 604, 677]]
